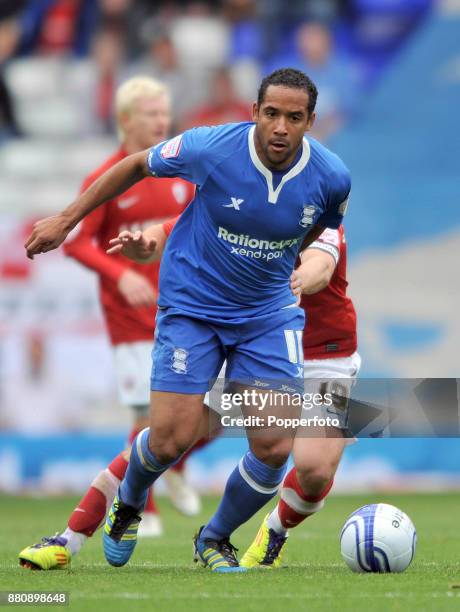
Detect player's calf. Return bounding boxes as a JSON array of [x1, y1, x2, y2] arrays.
[[240, 467, 333, 569], [276, 467, 334, 531], [295, 462, 337, 499]]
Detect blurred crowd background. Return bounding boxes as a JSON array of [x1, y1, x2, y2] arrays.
[[0, 0, 432, 145], [1, 0, 460, 494]]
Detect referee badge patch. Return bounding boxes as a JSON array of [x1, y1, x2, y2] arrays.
[[161, 135, 183, 159]]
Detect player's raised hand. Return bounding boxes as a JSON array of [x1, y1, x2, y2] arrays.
[[25, 214, 72, 259], [117, 269, 157, 307], [107, 230, 157, 263]]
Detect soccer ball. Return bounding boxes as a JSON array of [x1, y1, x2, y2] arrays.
[[340, 503, 417, 573]]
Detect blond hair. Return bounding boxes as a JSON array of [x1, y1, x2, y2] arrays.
[[115, 76, 169, 140]]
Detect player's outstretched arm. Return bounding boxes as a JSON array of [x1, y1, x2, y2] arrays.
[[107, 223, 168, 264], [290, 248, 336, 297], [25, 150, 151, 259]]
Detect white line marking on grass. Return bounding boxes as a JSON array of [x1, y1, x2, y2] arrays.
[[68, 592, 460, 601]]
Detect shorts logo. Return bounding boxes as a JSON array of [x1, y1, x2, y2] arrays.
[[161, 135, 183, 159], [280, 384, 297, 392], [299, 205, 316, 228], [171, 348, 188, 374], [253, 380, 270, 388]]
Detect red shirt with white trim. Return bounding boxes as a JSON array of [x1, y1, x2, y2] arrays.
[[63, 148, 194, 345], [162, 219, 357, 360], [301, 226, 357, 360]]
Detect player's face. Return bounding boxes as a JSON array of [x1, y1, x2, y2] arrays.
[[253, 85, 315, 170], [124, 94, 172, 150]]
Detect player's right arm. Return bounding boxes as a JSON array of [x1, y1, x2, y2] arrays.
[[25, 151, 151, 259], [25, 127, 216, 259], [63, 173, 156, 307]]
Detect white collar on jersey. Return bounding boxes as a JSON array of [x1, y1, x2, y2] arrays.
[[248, 125, 311, 204]]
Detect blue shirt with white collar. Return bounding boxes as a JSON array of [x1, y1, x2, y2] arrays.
[[147, 121, 350, 321]]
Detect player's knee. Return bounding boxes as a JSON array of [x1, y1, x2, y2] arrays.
[[148, 430, 195, 464], [133, 415, 149, 431], [148, 441, 182, 465], [295, 462, 335, 496], [250, 438, 292, 468]]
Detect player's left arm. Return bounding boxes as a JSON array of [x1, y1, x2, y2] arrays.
[[291, 226, 341, 297], [106, 222, 168, 263], [107, 215, 179, 263], [290, 248, 336, 297], [317, 164, 351, 230], [298, 223, 326, 252]]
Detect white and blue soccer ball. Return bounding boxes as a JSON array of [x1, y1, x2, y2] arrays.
[[340, 503, 417, 573]]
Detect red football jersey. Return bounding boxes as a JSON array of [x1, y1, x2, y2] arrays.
[[301, 226, 357, 360], [162, 217, 179, 237], [64, 148, 194, 345]]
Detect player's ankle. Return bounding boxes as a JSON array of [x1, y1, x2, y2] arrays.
[[60, 527, 88, 556], [266, 508, 287, 535]]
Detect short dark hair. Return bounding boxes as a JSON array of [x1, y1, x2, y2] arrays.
[[257, 68, 318, 117]]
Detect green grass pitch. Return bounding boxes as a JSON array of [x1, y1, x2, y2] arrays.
[[0, 493, 459, 611]]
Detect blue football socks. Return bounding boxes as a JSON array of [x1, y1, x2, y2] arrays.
[[201, 450, 287, 541], [119, 428, 175, 509]]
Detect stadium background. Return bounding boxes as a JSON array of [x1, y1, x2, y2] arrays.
[[0, 0, 459, 496]]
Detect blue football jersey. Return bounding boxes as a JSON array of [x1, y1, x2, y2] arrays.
[[147, 122, 350, 320]]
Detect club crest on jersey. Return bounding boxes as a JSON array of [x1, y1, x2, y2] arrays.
[[299, 205, 316, 228], [171, 348, 188, 374]]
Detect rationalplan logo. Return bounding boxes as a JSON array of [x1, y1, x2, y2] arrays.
[[217, 226, 300, 260]]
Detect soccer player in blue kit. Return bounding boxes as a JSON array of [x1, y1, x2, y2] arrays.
[[25, 69, 351, 573]]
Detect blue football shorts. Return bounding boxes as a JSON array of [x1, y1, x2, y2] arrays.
[[150, 306, 305, 394]]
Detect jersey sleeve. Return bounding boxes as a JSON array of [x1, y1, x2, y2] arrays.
[[147, 126, 217, 186], [162, 216, 180, 237], [307, 228, 340, 264], [317, 168, 351, 229]]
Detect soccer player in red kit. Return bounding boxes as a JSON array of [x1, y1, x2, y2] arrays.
[[18, 214, 220, 571], [240, 224, 361, 568]]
